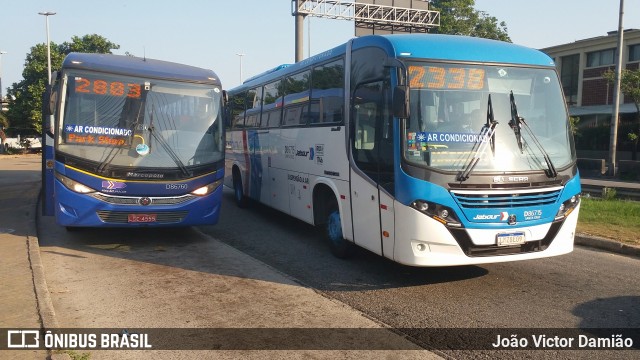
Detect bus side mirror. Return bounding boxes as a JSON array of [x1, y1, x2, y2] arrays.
[[42, 85, 52, 117], [42, 84, 57, 137], [393, 85, 409, 119]]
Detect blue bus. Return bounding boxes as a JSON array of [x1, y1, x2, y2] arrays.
[[225, 34, 581, 267], [43, 53, 225, 229]]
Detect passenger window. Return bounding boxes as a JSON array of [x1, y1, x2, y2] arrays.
[[263, 80, 282, 127], [310, 59, 344, 124], [244, 88, 262, 128], [283, 70, 310, 126]]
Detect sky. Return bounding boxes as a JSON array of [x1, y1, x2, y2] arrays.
[[0, 0, 639, 94]]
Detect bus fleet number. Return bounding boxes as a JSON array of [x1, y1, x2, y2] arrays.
[[75, 78, 142, 98]]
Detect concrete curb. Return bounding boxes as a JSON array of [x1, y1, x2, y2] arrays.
[[575, 233, 640, 258], [31, 190, 59, 330], [31, 190, 71, 360]]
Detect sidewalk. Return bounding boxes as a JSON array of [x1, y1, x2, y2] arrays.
[[0, 156, 49, 359]]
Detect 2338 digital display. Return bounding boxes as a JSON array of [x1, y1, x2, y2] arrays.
[[409, 65, 486, 90], [75, 77, 142, 99]]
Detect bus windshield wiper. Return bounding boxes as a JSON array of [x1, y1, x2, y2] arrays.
[[509, 91, 557, 178], [96, 102, 146, 174], [147, 104, 191, 177], [457, 94, 499, 182]]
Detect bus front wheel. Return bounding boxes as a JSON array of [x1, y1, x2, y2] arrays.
[[325, 206, 354, 258], [233, 169, 249, 208]]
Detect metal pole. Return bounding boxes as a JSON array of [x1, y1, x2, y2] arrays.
[[0, 51, 6, 102], [236, 53, 245, 84], [608, 0, 624, 176], [38, 11, 56, 86], [293, 0, 305, 62], [307, 16, 311, 58], [38, 11, 56, 217]]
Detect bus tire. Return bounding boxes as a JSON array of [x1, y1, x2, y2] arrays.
[[325, 204, 355, 259], [232, 168, 249, 208]]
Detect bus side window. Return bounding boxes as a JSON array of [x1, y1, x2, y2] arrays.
[[311, 59, 344, 125], [263, 80, 283, 127], [230, 91, 246, 129], [283, 70, 311, 127], [244, 87, 262, 128]]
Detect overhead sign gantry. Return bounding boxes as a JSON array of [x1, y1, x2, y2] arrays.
[[292, 0, 440, 61]]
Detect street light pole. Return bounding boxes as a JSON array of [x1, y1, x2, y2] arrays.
[[608, 0, 624, 177], [38, 12, 56, 217], [236, 53, 245, 84], [38, 11, 56, 86], [0, 51, 6, 102]]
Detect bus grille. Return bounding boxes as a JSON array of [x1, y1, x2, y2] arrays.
[[451, 187, 562, 209], [96, 211, 189, 224], [91, 193, 196, 206]]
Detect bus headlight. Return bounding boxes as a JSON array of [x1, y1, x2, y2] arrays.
[[555, 194, 581, 220], [190, 179, 222, 196], [410, 200, 462, 228], [55, 173, 96, 194]]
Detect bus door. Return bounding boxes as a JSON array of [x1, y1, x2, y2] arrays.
[[349, 81, 395, 256]]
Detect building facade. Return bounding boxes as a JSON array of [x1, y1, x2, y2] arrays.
[[542, 29, 640, 158]]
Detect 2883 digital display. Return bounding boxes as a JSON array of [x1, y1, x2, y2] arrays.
[[74, 77, 142, 98], [409, 65, 486, 90]]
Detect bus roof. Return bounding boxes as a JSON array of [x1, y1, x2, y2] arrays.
[[375, 34, 555, 67], [233, 34, 555, 91], [243, 64, 292, 84], [61, 52, 221, 86]]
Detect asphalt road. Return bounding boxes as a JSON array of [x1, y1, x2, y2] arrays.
[[198, 188, 640, 359]]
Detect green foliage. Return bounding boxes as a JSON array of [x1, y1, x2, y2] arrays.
[[603, 68, 640, 159], [569, 116, 580, 136], [430, 0, 511, 42], [602, 187, 617, 200], [60, 34, 119, 54], [5, 34, 119, 135], [0, 112, 8, 129]]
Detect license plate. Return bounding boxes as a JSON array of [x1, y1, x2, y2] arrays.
[[496, 232, 525, 246], [128, 214, 157, 223]]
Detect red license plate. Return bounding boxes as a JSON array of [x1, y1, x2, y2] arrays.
[[128, 214, 157, 223]]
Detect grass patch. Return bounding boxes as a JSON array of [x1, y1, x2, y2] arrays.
[[577, 197, 640, 246], [54, 350, 91, 360]]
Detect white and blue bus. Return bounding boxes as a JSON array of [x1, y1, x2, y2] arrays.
[[42, 53, 225, 228], [225, 34, 581, 267]]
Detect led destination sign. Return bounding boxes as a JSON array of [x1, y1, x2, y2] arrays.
[[75, 77, 142, 98], [409, 65, 486, 90]]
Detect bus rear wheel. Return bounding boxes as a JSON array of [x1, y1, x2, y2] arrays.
[[325, 205, 354, 258], [233, 169, 249, 208]]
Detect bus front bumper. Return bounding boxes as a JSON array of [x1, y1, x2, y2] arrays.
[[392, 203, 580, 267], [54, 182, 222, 228]]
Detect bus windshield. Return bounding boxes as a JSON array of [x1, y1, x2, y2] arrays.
[[403, 62, 574, 174], [58, 70, 224, 172]]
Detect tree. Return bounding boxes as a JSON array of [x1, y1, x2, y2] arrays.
[[5, 34, 119, 134], [603, 68, 640, 160], [430, 0, 511, 42]]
